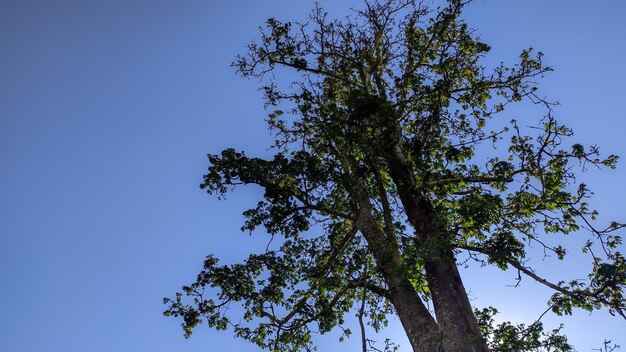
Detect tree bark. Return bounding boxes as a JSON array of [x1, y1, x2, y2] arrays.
[[355, 201, 442, 351], [382, 125, 490, 351], [424, 251, 488, 351]]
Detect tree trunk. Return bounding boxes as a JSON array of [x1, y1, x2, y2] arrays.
[[425, 252, 489, 351], [355, 202, 442, 351], [381, 127, 490, 351]]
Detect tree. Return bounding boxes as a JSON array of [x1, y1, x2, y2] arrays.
[[164, 1, 625, 351]]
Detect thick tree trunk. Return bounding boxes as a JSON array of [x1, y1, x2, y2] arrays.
[[409, 204, 488, 351], [356, 196, 487, 351], [424, 253, 488, 351], [381, 129, 490, 351], [355, 202, 442, 351], [409, 187, 488, 351]]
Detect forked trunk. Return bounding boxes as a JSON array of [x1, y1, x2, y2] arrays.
[[355, 203, 443, 350], [355, 198, 489, 351], [381, 127, 490, 351]]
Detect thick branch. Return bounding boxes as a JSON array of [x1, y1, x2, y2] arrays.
[[458, 244, 625, 317]]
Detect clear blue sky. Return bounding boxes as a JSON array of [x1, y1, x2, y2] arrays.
[[1, 1, 625, 351]]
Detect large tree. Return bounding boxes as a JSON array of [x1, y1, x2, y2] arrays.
[[164, 1, 625, 351]]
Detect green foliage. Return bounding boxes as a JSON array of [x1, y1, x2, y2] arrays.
[[475, 307, 573, 351], [165, 0, 624, 350]]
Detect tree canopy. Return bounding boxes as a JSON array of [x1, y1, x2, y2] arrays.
[[164, 1, 625, 351]]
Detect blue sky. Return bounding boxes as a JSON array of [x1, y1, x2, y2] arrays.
[[1, 1, 625, 351]]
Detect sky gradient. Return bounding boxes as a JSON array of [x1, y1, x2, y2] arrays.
[[1, 1, 625, 351]]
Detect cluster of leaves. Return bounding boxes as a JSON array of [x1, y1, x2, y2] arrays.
[[164, 225, 394, 351], [475, 307, 572, 352]]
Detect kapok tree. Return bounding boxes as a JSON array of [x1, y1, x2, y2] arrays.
[[164, 1, 625, 351]]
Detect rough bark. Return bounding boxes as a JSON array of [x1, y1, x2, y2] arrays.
[[424, 251, 487, 351], [382, 123, 490, 351], [355, 200, 442, 351]]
